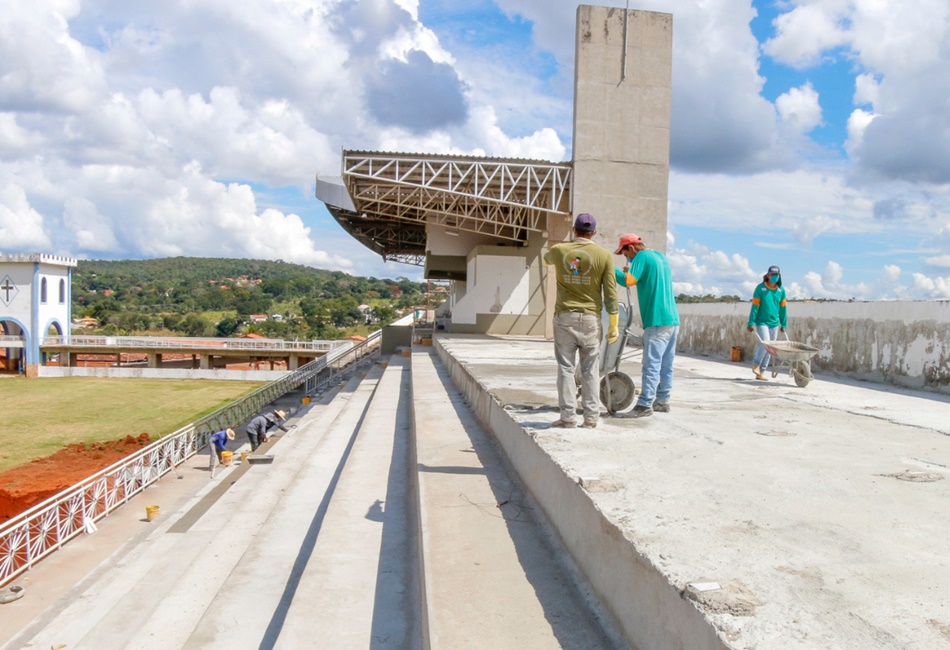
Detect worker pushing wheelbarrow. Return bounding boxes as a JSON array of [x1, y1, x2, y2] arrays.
[[746, 264, 819, 387], [576, 284, 640, 415], [753, 330, 820, 387]]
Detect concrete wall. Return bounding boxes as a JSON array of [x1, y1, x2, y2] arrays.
[[449, 234, 548, 336], [381, 325, 412, 355], [677, 301, 950, 394], [434, 339, 729, 650]]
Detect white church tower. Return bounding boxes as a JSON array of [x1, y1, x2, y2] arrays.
[[0, 253, 77, 377]]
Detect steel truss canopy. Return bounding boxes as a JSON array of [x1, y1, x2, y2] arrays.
[[317, 150, 572, 266]]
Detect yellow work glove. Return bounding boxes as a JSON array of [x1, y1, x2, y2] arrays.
[[607, 312, 620, 344]]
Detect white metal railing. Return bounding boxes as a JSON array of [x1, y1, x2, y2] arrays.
[[0, 331, 381, 586], [42, 336, 347, 352]]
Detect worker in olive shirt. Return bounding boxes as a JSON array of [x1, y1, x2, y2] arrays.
[[615, 233, 680, 418], [544, 213, 619, 429]]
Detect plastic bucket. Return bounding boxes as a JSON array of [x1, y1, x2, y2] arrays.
[[731, 346, 744, 362], [241, 451, 249, 463], [146, 505, 160, 522], [302, 396, 311, 405], [221, 451, 233, 466]]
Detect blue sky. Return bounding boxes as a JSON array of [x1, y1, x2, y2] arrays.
[[2, 0, 950, 300]]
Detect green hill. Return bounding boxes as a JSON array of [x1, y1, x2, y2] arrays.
[[72, 257, 431, 339]]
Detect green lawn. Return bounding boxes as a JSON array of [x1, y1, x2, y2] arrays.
[[0, 377, 261, 474]]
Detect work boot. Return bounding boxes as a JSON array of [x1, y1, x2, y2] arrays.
[[550, 419, 577, 428], [624, 404, 653, 418], [581, 419, 599, 428], [653, 401, 670, 413]]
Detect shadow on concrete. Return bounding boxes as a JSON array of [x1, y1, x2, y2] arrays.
[[423, 352, 616, 649], [256, 386, 374, 650], [369, 364, 421, 649], [417, 464, 487, 475]]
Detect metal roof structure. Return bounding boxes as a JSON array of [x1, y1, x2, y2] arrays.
[[317, 150, 573, 267]]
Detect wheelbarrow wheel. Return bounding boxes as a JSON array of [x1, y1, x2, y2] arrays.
[[792, 361, 812, 387], [601, 371, 636, 412]]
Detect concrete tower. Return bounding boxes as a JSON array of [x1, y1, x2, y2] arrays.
[[570, 5, 672, 253]]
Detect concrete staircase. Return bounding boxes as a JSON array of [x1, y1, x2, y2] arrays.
[[6, 350, 618, 649]]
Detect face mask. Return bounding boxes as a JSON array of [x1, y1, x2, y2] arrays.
[[770, 275, 780, 284]]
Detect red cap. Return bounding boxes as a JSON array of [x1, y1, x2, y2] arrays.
[[614, 233, 642, 254]]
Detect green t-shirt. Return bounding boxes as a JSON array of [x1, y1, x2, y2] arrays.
[[748, 283, 787, 328], [544, 239, 618, 316], [627, 249, 679, 328]]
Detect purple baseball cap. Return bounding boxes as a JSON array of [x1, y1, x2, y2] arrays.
[[574, 213, 596, 232]]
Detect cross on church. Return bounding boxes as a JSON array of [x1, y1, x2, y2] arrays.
[[0, 277, 15, 304]]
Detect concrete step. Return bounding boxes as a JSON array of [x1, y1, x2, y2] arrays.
[[180, 363, 395, 648], [410, 349, 618, 649], [8, 350, 621, 649], [273, 354, 420, 648], [9, 369, 380, 650]]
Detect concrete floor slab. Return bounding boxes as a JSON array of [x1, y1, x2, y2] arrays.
[[434, 334, 950, 650]]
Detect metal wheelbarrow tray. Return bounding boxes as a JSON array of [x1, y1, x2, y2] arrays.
[[755, 332, 820, 387]]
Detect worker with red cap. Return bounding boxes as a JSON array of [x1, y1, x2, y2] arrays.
[[615, 233, 680, 417]]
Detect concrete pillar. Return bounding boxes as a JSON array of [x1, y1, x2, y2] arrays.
[[288, 355, 299, 371], [67, 352, 77, 367], [147, 353, 161, 368], [571, 6, 672, 254], [200, 354, 210, 370]]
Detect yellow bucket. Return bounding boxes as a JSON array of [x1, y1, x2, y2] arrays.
[[302, 396, 311, 405], [221, 451, 233, 466], [146, 505, 160, 522], [241, 451, 249, 463]]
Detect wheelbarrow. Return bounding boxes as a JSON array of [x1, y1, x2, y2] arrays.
[[576, 286, 639, 414], [753, 330, 820, 387]]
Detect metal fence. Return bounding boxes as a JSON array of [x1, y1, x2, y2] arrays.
[[0, 330, 381, 586], [43, 335, 347, 352]]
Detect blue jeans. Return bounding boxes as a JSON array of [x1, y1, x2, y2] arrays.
[[638, 325, 678, 407], [553, 312, 601, 423], [752, 325, 779, 370]]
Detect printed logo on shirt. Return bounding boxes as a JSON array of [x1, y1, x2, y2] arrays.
[[561, 250, 594, 285]]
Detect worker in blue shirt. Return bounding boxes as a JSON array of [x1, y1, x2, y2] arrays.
[[208, 427, 235, 477]]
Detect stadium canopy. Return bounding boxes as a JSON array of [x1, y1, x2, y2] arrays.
[[317, 150, 573, 268]]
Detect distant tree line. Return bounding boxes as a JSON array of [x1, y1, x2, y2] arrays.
[[675, 294, 744, 303], [72, 257, 434, 339]]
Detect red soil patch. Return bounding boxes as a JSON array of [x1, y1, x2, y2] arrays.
[[0, 433, 152, 521]]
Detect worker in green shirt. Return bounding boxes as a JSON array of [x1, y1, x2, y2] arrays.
[[543, 213, 619, 429], [747, 265, 788, 380]]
